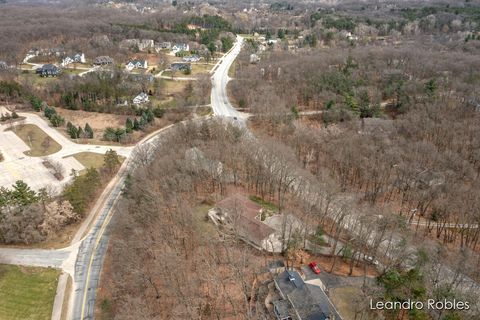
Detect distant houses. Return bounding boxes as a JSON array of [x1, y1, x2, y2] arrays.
[[61, 53, 86, 67], [182, 55, 201, 63], [93, 56, 114, 66], [171, 62, 191, 72], [23, 47, 65, 63], [36, 64, 61, 77], [132, 92, 149, 105], [125, 59, 148, 71], [155, 42, 171, 52], [0, 61, 8, 70], [172, 43, 190, 54], [120, 39, 155, 52]]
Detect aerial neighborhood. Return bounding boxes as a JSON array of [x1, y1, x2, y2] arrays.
[[0, 1, 479, 320]]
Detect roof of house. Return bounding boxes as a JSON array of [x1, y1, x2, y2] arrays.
[[216, 194, 275, 247], [274, 270, 342, 320], [128, 59, 146, 65], [94, 56, 113, 63], [38, 64, 59, 71]]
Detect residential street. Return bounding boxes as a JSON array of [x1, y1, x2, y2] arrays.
[[210, 35, 246, 119]]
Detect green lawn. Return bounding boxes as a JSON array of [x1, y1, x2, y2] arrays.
[[249, 195, 279, 212], [72, 152, 124, 171], [72, 152, 106, 170], [11, 124, 61, 157], [0, 265, 60, 320]]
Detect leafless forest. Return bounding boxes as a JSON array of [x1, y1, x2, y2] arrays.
[[1, 0, 480, 319]]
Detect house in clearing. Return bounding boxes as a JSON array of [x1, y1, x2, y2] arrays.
[[172, 43, 190, 54], [93, 56, 114, 66], [273, 270, 343, 320], [125, 59, 148, 71], [132, 92, 149, 105], [155, 42, 172, 52], [62, 53, 86, 67], [36, 64, 61, 77], [171, 62, 191, 72], [208, 194, 276, 251]]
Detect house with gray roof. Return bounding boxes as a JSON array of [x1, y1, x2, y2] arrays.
[[273, 270, 342, 320], [36, 64, 61, 77], [93, 56, 114, 66]]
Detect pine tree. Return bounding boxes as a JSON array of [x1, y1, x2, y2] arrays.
[[67, 124, 78, 139], [126, 118, 134, 133], [77, 126, 84, 138], [133, 118, 140, 131], [84, 123, 94, 139]]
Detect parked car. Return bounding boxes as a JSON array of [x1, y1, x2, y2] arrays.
[[309, 261, 321, 274]]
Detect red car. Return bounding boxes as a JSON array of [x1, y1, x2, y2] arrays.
[[309, 261, 321, 274]]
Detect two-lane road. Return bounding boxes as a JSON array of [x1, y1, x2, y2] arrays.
[[210, 35, 245, 119]]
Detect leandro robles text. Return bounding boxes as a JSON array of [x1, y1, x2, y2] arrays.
[[370, 299, 469, 311]]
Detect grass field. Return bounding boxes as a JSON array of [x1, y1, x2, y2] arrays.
[[72, 152, 105, 170], [11, 124, 62, 156], [191, 63, 212, 75], [0, 265, 60, 320], [162, 79, 190, 95], [72, 152, 124, 171]]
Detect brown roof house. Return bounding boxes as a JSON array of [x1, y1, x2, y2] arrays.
[[209, 194, 276, 251]]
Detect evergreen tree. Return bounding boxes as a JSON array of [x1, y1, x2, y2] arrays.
[[126, 118, 134, 133], [84, 123, 94, 139], [77, 126, 84, 138], [11, 180, 38, 206], [104, 149, 121, 175], [67, 124, 78, 139], [133, 118, 140, 131]]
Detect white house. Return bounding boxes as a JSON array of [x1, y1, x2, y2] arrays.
[[182, 55, 201, 62], [125, 59, 148, 71], [61, 53, 86, 67], [132, 92, 149, 105], [172, 43, 189, 54], [155, 42, 171, 52]]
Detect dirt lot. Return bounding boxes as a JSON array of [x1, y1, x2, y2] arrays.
[[55, 109, 129, 135]]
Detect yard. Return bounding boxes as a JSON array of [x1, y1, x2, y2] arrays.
[[0, 265, 60, 320], [191, 63, 212, 75], [11, 124, 62, 156], [329, 286, 374, 320], [161, 79, 191, 95]]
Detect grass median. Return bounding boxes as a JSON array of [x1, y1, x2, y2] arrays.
[[11, 124, 61, 157]]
